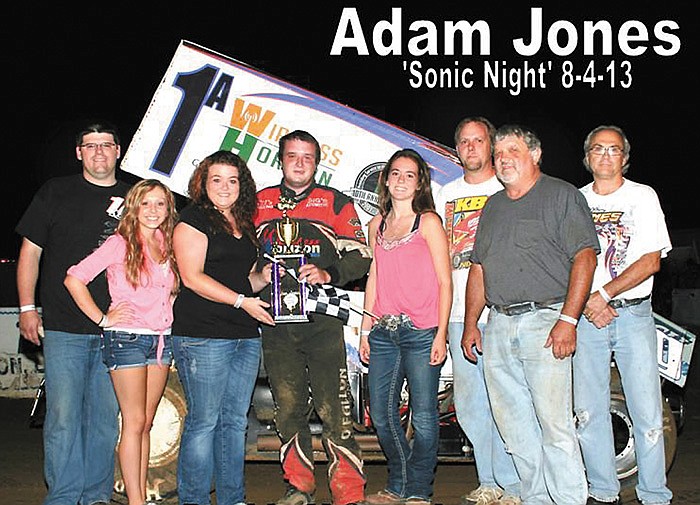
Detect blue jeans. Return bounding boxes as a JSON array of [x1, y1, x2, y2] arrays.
[[483, 307, 587, 505], [448, 322, 520, 497], [42, 330, 119, 505], [173, 336, 261, 505], [102, 331, 173, 369], [368, 320, 441, 501], [574, 300, 672, 505]]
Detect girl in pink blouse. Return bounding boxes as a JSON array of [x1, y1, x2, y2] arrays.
[[65, 179, 179, 505]]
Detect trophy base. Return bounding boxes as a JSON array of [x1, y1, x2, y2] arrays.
[[273, 314, 310, 323]]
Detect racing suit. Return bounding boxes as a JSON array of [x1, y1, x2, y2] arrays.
[[256, 181, 372, 505]]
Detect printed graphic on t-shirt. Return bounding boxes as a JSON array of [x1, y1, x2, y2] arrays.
[[98, 196, 126, 246], [591, 209, 629, 279], [106, 196, 126, 220], [444, 195, 489, 270]]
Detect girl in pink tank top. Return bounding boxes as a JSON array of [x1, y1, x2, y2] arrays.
[[360, 149, 452, 505]]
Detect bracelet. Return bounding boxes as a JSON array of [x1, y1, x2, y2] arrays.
[[19, 304, 36, 313], [98, 314, 109, 328], [558, 313, 579, 326], [233, 293, 245, 309], [599, 287, 612, 303], [360, 329, 371, 336]]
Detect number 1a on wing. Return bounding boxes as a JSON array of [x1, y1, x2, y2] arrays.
[[151, 65, 233, 175]]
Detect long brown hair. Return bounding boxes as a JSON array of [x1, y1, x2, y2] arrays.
[[187, 150, 258, 245], [117, 179, 180, 293], [377, 149, 436, 217]]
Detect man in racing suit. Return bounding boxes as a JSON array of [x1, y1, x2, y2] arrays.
[[256, 130, 372, 505]]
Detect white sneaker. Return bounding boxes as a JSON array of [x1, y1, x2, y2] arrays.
[[497, 497, 522, 505], [461, 486, 503, 505]]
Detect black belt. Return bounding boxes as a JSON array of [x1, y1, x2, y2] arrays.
[[608, 295, 650, 309], [491, 297, 565, 316]]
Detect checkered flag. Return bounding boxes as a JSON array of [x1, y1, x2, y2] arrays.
[[305, 284, 352, 324]]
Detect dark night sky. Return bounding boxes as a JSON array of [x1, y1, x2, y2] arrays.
[[2, 2, 696, 260]]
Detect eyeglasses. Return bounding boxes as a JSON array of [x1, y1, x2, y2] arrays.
[[588, 145, 624, 157], [80, 142, 117, 151]]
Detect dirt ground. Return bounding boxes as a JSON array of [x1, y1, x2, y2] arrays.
[[1, 364, 699, 505]]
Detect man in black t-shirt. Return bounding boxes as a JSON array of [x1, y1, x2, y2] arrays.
[[16, 122, 130, 505]]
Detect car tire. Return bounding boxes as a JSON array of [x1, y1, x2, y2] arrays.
[[610, 368, 677, 500]]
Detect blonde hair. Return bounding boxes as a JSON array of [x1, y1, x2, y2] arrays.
[[116, 179, 180, 293]]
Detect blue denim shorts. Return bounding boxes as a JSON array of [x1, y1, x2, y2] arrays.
[[102, 330, 173, 370]]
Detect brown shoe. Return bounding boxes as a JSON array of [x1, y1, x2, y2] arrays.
[[365, 490, 406, 505], [276, 485, 315, 505]]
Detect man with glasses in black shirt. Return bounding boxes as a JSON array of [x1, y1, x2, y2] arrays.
[[17, 122, 130, 505]]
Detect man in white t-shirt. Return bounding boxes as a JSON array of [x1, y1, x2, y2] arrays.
[[435, 117, 520, 505], [574, 125, 673, 505]]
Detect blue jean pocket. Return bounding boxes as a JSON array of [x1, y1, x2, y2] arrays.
[[629, 301, 652, 318], [112, 332, 139, 345]]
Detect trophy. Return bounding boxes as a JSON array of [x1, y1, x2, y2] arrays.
[[270, 196, 308, 322]]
